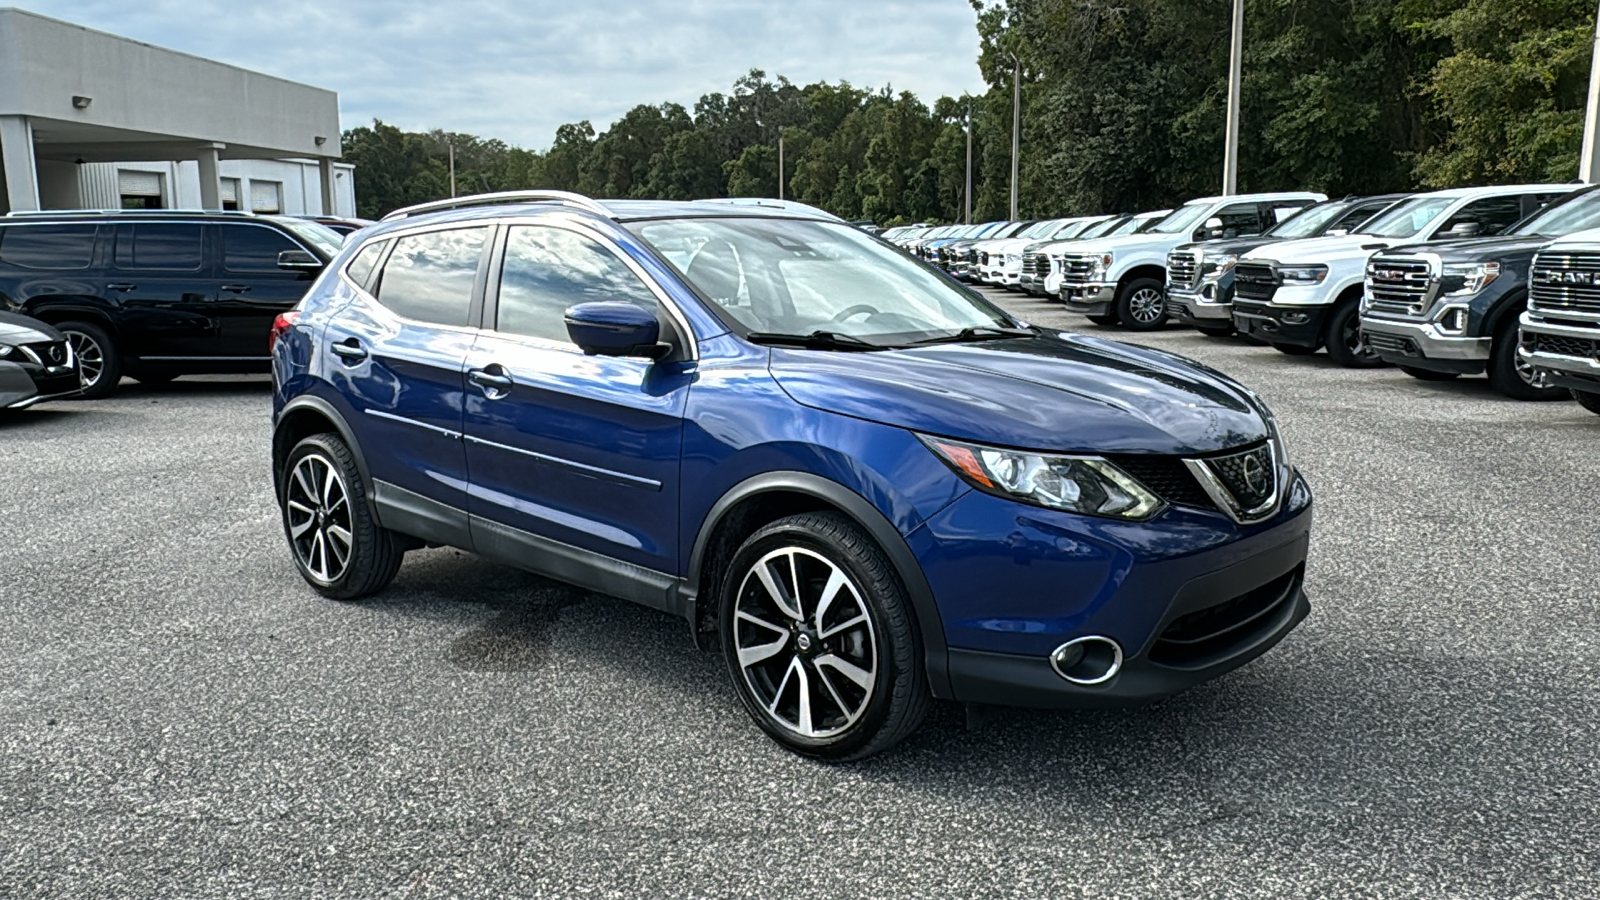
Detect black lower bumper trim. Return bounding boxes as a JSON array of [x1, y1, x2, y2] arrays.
[[1234, 303, 1328, 348]]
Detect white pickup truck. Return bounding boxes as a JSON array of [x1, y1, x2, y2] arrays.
[[1519, 225, 1600, 416], [1058, 192, 1325, 330]]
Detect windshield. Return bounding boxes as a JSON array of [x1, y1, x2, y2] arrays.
[[1148, 203, 1213, 234], [1017, 220, 1058, 239], [1511, 188, 1600, 237], [1266, 202, 1350, 239], [272, 217, 346, 257], [1045, 219, 1088, 240], [631, 217, 1015, 345], [1079, 217, 1125, 239], [1358, 196, 1456, 239]]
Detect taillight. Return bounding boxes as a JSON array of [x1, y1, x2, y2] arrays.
[[269, 310, 301, 353]]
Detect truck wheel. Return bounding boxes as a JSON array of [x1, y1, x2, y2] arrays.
[[1487, 317, 1565, 401], [1324, 299, 1386, 368], [1400, 366, 1458, 382], [58, 320, 122, 399], [1115, 277, 1168, 331], [1574, 391, 1600, 415]]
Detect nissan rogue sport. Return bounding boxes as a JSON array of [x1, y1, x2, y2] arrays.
[[270, 191, 1315, 760]]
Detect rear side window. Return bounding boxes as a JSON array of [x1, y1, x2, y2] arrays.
[[0, 225, 98, 270], [373, 228, 487, 327], [495, 225, 659, 344], [115, 224, 204, 271], [344, 240, 388, 290], [222, 224, 300, 273]]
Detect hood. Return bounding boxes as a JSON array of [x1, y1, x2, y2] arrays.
[[1244, 234, 1396, 266], [1379, 234, 1548, 263], [1174, 236, 1283, 258], [984, 237, 1037, 254], [769, 332, 1268, 456], [0, 312, 62, 345], [1065, 231, 1181, 257]]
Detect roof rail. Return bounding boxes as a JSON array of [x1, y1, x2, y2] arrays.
[[5, 208, 259, 218], [379, 190, 612, 222]]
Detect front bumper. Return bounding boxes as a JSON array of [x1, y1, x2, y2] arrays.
[[1165, 287, 1233, 324], [0, 363, 80, 408], [1518, 313, 1600, 392], [1361, 315, 1490, 374], [911, 475, 1314, 709], [1062, 283, 1116, 316], [1233, 299, 1330, 348]]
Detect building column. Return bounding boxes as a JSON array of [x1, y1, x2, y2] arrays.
[[0, 115, 41, 212], [195, 144, 224, 210], [318, 157, 337, 217]]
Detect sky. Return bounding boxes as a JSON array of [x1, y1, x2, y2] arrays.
[[16, 1, 989, 149]]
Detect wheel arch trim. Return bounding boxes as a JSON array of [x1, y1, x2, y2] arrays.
[[272, 394, 376, 518]]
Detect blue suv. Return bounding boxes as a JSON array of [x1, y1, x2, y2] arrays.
[[270, 191, 1313, 760]]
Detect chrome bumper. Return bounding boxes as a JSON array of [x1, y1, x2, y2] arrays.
[[1165, 290, 1232, 321], [1361, 316, 1490, 361]]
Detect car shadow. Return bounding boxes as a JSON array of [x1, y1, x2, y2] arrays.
[[0, 407, 82, 429], [109, 377, 273, 398]]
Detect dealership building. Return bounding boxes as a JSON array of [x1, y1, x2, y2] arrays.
[[0, 7, 355, 216]]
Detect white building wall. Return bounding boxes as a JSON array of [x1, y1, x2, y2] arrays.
[[68, 158, 356, 215]]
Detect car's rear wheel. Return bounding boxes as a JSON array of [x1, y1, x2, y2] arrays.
[[1116, 277, 1168, 331], [58, 320, 121, 399], [720, 512, 928, 761], [1573, 390, 1600, 415], [281, 433, 404, 600], [1324, 299, 1386, 368], [1488, 317, 1565, 401], [1400, 366, 1459, 381]]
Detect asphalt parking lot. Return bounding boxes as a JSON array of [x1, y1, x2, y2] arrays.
[[4, 287, 1598, 899]]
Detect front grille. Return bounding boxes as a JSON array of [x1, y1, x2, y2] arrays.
[[1023, 252, 1047, 278], [1365, 332, 1418, 356], [1150, 568, 1301, 667], [978, 251, 991, 267], [1234, 263, 1279, 302], [1061, 254, 1097, 286], [1528, 332, 1600, 359], [1166, 250, 1199, 290], [1531, 252, 1600, 315], [1365, 256, 1432, 316], [1107, 455, 1215, 511], [1203, 442, 1277, 511]]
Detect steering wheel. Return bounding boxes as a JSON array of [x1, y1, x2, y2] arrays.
[[828, 304, 881, 324]]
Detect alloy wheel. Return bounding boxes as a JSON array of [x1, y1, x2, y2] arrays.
[[1128, 288, 1164, 324], [732, 546, 878, 739], [67, 331, 104, 389], [285, 453, 354, 584]]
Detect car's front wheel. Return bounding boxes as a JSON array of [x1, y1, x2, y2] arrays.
[[58, 320, 121, 399], [720, 512, 928, 761], [1573, 390, 1600, 416], [281, 433, 405, 600], [1324, 299, 1385, 368], [1116, 277, 1168, 331], [1488, 316, 1565, 401]]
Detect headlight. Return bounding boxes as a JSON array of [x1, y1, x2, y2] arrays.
[[0, 344, 13, 359], [920, 435, 1165, 521], [1278, 265, 1328, 284], [1201, 253, 1239, 277], [1440, 261, 1500, 297], [1088, 252, 1113, 279]]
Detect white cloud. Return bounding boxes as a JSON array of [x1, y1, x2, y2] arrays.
[[15, 0, 987, 148]]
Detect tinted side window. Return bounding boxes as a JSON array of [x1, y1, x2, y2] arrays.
[[115, 224, 204, 271], [373, 228, 487, 327], [1440, 197, 1524, 237], [222, 225, 300, 273], [0, 225, 99, 270], [344, 239, 388, 289], [1212, 203, 1264, 238], [496, 226, 659, 344]]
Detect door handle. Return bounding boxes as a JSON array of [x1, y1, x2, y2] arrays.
[[221, 284, 252, 293], [468, 366, 514, 396], [107, 283, 137, 292], [330, 339, 368, 362]]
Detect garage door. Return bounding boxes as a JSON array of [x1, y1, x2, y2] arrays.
[[220, 178, 239, 205], [250, 181, 282, 214], [117, 170, 162, 197]]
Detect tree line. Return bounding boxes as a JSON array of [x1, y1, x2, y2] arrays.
[[343, 0, 1598, 224]]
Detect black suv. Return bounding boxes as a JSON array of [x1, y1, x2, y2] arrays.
[[0, 210, 343, 397], [1361, 185, 1600, 400]]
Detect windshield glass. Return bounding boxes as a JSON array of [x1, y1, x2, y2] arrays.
[[631, 217, 1014, 345], [1079, 217, 1125, 239], [272, 217, 346, 257], [1148, 203, 1213, 234], [1358, 196, 1456, 238], [1511, 188, 1600, 236], [1266, 202, 1349, 239], [1044, 219, 1086, 240], [1016, 220, 1057, 239]]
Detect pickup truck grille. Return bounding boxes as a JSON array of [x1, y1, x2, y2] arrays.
[[1530, 252, 1600, 315], [1166, 250, 1200, 290], [1234, 263, 1279, 302], [1365, 256, 1432, 316], [1023, 252, 1047, 278], [1527, 332, 1600, 359], [1060, 254, 1097, 286]]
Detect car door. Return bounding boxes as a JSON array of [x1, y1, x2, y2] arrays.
[[322, 224, 490, 520], [106, 222, 217, 361], [214, 222, 321, 358], [461, 219, 692, 596]]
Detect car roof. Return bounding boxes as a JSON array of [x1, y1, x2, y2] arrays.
[[1179, 191, 1325, 205], [1403, 183, 1578, 201]]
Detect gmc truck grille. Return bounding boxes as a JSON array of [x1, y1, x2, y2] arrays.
[[1531, 253, 1600, 315], [1528, 332, 1600, 359], [1365, 257, 1432, 316], [1166, 250, 1200, 290], [1233, 264, 1279, 302]]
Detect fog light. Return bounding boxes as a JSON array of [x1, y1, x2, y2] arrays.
[[1202, 284, 1217, 300], [1282, 312, 1310, 325], [1438, 308, 1468, 334], [1050, 636, 1124, 685]]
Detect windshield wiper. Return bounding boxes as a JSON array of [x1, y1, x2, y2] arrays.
[[906, 325, 1036, 346], [744, 330, 886, 351]]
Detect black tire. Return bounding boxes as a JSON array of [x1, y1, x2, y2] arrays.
[[1115, 277, 1168, 331], [719, 512, 929, 761], [57, 320, 121, 399], [280, 433, 405, 601], [1086, 313, 1119, 327], [1272, 342, 1317, 356], [1487, 316, 1565, 401], [1196, 324, 1236, 338], [1574, 391, 1600, 415], [1400, 366, 1459, 382], [1324, 298, 1386, 368]]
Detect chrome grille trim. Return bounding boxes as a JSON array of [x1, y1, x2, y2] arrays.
[[1364, 256, 1433, 317]]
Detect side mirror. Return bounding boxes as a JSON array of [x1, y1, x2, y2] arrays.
[[1195, 217, 1226, 241], [1444, 221, 1481, 238], [278, 249, 324, 271], [1327, 228, 1350, 237], [564, 302, 668, 360]]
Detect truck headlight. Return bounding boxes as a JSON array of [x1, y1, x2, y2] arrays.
[[0, 344, 13, 359], [1089, 253, 1113, 280], [1441, 262, 1500, 297], [1201, 253, 1239, 277], [920, 435, 1165, 521], [1278, 265, 1328, 285]]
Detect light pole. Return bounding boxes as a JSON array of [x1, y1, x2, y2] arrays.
[[1581, 0, 1600, 182], [1008, 52, 1021, 221], [965, 102, 974, 224], [778, 130, 785, 201], [1222, 0, 1244, 195], [447, 138, 457, 199]]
